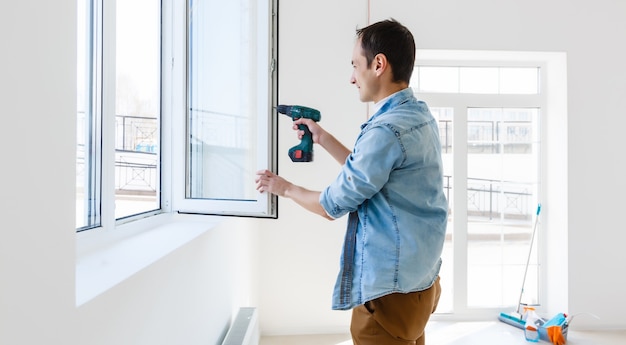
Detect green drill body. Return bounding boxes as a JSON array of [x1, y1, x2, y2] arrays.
[[276, 105, 321, 162]]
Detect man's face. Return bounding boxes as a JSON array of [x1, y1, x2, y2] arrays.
[[350, 39, 379, 103]]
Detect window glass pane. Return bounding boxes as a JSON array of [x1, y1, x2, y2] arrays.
[[460, 67, 499, 94], [115, 0, 161, 218], [187, 0, 262, 201], [433, 107, 453, 155], [418, 66, 459, 93], [500, 67, 539, 94], [466, 107, 540, 308], [76, 0, 101, 230]]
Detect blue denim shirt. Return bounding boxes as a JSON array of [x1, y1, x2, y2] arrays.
[[319, 88, 448, 310]]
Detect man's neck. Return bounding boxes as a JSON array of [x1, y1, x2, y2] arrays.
[[372, 86, 409, 115], [373, 82, 408, 103]]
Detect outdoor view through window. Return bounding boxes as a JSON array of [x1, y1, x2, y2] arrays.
[[76, 0, 160, 229], [114, 0, 160, 219]]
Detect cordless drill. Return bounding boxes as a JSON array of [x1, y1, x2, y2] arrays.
[[276, 105, 321, 162]]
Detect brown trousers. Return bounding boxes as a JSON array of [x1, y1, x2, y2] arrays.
[[350, 277, 441, 345]]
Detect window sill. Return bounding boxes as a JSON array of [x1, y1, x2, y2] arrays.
[[75, 212, 222, 306]]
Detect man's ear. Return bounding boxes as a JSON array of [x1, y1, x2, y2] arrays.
[[373, 53, 388, 77]]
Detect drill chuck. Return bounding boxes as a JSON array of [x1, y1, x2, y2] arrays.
[[275, 104, 290, 115]]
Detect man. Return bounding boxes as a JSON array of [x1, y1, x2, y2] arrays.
[[256, 19, 448, 345]]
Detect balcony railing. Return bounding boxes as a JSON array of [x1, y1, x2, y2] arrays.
[[77, 114, 158, 195], [77, 115, 534, 220], [114, 115, 157, 195], [443, 175, 533, 222]]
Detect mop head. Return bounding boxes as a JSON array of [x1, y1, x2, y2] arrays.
[[498, 311, 568, 344], [498, 311, 525, 328]]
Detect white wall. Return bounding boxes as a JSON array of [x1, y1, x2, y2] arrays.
[[74, 218, 260, 345], [1, 0, 625, 343], [256, 0, 367, 335], [260, 0, 626, 334], [0, 2, 76, 342]]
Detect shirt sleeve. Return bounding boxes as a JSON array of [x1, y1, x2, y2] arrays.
[[320, 124, 404, 219]]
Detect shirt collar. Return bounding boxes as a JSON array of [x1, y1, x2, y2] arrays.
[[371, 87, 413, 117], [371, 92, 395, 115]]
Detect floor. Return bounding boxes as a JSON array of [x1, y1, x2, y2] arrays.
[[260, 321, 626, 345]]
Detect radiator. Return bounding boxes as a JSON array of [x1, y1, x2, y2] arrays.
[[221, 307, 259, 345]]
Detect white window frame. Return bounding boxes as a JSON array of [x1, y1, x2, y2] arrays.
[[78, 0, 277, 233], [77, 0, 163, 233], [416, 50, 568, 320], [162, 0, 278, 218]]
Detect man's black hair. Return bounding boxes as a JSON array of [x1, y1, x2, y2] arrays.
[[356, 19, 416, 84]]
